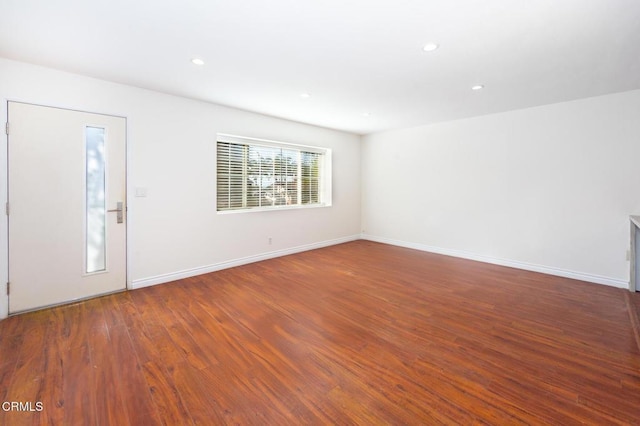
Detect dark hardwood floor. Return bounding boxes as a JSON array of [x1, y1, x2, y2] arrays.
[[1, 240, 640, 425]]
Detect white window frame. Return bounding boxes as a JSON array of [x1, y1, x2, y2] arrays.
[[216, 134, 332, 214]]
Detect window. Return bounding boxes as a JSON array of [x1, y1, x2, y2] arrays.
[[85, 126, 106, 273], [216, 134, 331, 212]]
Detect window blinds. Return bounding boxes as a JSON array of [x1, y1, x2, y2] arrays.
[[217, 139, 323, 212]]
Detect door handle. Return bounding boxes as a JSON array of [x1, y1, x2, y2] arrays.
[[107, 201, 124, 224]]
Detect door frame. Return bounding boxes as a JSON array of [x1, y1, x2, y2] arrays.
[[2, 99, 131, 317]]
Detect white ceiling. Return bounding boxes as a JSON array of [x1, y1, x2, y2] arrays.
[[1, 0, 639, 135]]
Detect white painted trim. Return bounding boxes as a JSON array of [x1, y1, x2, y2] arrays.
[[1, 99, 8, 320], [361, 233, 628, 289], [131, 234, 360, 290]]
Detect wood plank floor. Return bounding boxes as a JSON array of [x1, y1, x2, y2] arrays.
[[1, 240, 640, 425]]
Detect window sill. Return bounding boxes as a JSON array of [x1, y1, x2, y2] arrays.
[[217, 203, 330, 215]]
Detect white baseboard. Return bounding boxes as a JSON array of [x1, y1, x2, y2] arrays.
[[132, 233, 629, 291], [131, 234, 361, 290], [361, 233, 628, 289]]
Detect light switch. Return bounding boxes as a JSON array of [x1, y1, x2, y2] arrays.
[[135, 187, 148, 197]]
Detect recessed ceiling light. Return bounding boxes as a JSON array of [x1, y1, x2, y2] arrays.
[[471, 85, 484, 91], [422, 43, 439, 52], [191, 58, 205, 66], [362, 112, 371, 117], [300, 93, 311, 99]]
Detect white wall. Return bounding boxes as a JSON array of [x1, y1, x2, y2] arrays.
[[2, 57, 637, 320], [362, 90, 640, 287], [0, 58, 361, 318]]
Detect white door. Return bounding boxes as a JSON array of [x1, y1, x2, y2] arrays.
[[8, 102, 127, 314]]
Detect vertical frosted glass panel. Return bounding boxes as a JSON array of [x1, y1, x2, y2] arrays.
[[86, 127, 106, 273]]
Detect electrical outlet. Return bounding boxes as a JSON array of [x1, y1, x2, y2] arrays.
[[268, 237, 272, 245], [626, 250, 631, 261]]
